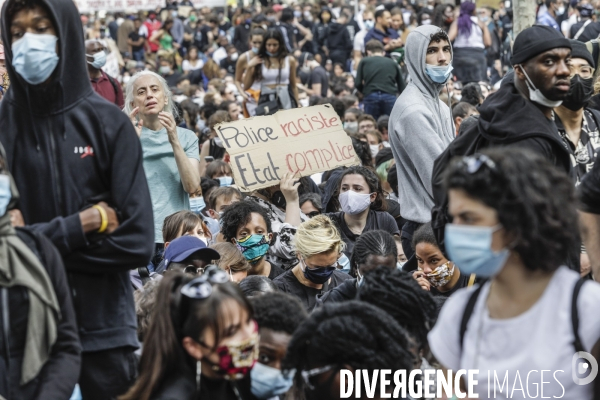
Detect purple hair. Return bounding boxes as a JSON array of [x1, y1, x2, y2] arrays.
[[457, 1, 476, 36]]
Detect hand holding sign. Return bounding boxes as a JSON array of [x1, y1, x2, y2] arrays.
[[214, 104, 360, 192]]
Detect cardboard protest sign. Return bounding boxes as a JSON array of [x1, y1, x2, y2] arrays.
[[215, 104, 361, 192]]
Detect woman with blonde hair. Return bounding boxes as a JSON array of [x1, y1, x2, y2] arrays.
[[273, 215, 351, 311]]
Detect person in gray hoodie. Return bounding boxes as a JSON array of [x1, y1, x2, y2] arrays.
[[388, 25, 455, 261]]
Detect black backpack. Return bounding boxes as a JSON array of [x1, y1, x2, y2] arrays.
[[459, 278, 587, 354]]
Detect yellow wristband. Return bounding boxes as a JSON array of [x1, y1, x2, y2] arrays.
[[92, 205, 108, 233]]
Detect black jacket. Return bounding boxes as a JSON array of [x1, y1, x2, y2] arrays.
[[233, 22, 251, 54], [578, 152, 600, 214], [316, 278, 358, 307], [0, 228, 81, 400], [0, 0, 154, 351], [326, 22, 353, 57]]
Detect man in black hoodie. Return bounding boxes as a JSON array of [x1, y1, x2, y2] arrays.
[[433, 26, 573, 192], [431, 25, 578, 268], [326, 12, 353, 68], [0, 0, 154, 398]]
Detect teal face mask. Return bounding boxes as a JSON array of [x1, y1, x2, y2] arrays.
[[12, 33, 59, 85], [235, 234, 270, 264], [444, 223, 510, 278], [425, 63, 453, 84]]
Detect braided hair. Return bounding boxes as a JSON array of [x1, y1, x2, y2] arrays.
[[358, 267, 438, 353], [350, 230, 397, 277], [283, 301, 415, 390]]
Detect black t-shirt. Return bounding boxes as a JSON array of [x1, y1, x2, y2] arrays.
[[325, 210, 401, 258], [308, 66, 329, 97], [220, 57, 237, 75], [268, 262, 285, 280], [273, 269, 351, 311], [128, 31, 144, 52], [164, 71, 182, 88]]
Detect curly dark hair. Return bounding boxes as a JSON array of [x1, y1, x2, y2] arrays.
[[282, 301, 415, 389], [338, 165, 387, 212], [351, 137, 373, 168], [444, 147, 578, 272], [251, 292, 308, 335], [220, 200, 272, 242], [350, 230, 397, 276], [429, 29, 449, 44], [357, 266, 438, 353]]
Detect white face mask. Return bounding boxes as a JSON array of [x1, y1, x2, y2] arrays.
[[370, 144, 380, 158], [519, 65, 563, 108], [421, 18, 432, 25], [339, 190, 373, 215], [343, 121, 358, 133], [231, 52, 239, 61]]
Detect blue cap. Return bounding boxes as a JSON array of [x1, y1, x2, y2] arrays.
[[163, 236, 220, 268]]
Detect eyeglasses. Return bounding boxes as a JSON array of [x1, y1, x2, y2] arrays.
[[569, 64, 595, 79], [301, 365, 337, 390], [460, 154, 496, 174], [180, 265, 230, 299]]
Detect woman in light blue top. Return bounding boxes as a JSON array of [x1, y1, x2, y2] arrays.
[[124, 71, 201, 266]]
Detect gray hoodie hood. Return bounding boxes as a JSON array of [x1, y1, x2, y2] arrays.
[[405, 25, 453, 99], [387, 25, 454, 224]]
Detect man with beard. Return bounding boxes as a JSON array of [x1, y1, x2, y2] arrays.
[[431, 25, 575, 266]]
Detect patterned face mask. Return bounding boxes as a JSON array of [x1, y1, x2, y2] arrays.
[[206, 321, 259, 380], [422, 261, 454, 288], [235, 234, 270, 264]]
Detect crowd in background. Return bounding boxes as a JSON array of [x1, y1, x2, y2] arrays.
[[2, 0, 600, 399]]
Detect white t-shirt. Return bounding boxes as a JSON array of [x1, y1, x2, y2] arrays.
[[353, 29, 368, 54], [429, 267, 600, 399], [182, 59, 204, 72]]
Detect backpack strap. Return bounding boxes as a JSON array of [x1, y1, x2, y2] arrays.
[[138, 266, 151, 286], [571, 278, 586, 353], [459, 284, 484, 351], [104, 71, 120, 105]]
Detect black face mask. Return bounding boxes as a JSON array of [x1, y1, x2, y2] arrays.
[[271, 190, 287, 210], [562, 74, 594, 111]]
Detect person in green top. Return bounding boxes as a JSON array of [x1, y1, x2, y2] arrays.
[[150, 19, 176, 52], [355, 39, 406, 120], [124, 70, 201, 267]]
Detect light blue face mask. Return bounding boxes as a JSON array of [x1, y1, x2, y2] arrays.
[[425, 63, 453, 84], [252, 46, 260, 54], [204, 216, 220, 236], [189, 196, 206, 214], [0, 175, 11, 216], [444, 223, 510, 278], [266, 51, 277, 57], [12, 33, 60, 85], [396, 261, 406, 270], [338, 253, 351, 274], [218, 176, 233, 187], [86, 50, 107, 69], [250, 363, 295, 399]]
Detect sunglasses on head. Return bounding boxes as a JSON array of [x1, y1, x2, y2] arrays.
[[180, 265, 229, 300], [460, 154, 496, 174]]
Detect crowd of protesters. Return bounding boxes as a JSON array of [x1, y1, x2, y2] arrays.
[[2, 0, 600, 398]]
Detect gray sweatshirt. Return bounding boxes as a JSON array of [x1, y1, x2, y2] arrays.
[[388, 25, 455, 224]]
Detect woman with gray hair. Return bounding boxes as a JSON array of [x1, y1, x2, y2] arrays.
[[124, 70, 201, 268]]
